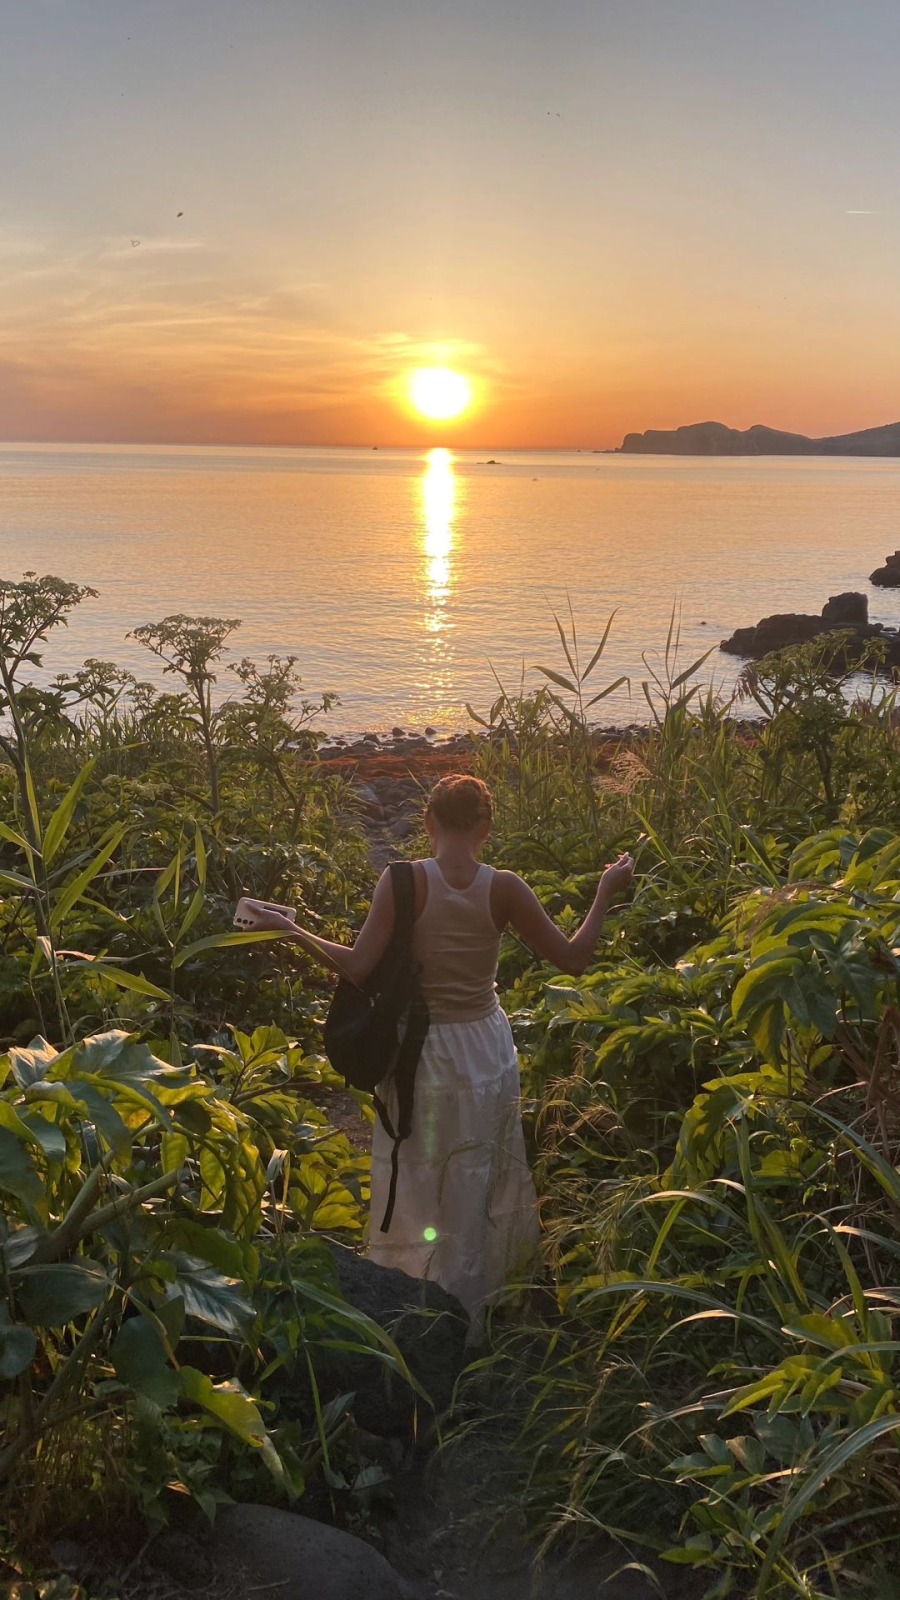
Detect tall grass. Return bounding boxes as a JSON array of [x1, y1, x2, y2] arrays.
[[458, 619, 900, 1597]]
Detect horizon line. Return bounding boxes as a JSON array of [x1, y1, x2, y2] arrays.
[[0, 436, 620, 454]]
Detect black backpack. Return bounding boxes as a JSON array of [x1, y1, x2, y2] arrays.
[[323, 860, 429, 1232]]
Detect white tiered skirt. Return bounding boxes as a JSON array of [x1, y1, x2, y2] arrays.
[[368, 1007, 540, 1315]]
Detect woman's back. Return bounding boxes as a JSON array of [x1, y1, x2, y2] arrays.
[[412, 857, 500, 1023]]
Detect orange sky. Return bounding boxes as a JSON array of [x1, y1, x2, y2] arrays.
[[2, 2, 900, 449]]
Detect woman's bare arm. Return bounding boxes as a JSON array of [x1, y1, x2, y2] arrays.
[[496, 855, 633, 976], [257, 868, 396, 987]]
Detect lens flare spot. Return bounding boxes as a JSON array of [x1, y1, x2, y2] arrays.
[[423, 1226, 438, 1242]]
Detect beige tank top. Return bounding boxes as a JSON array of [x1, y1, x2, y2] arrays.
[[412, 858, 501, 1023]]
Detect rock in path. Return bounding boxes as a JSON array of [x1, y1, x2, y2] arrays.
[[323, 1243, 469, 1435], [212, 1503, 423, 1600]]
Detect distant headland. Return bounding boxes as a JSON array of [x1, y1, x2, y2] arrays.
[[619, 419, 900, 456]]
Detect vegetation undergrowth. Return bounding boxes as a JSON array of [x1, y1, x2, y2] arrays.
[[460, 609, 900, 1598], [0, 575, 408, 1582], [5, 577, 900, 1599]]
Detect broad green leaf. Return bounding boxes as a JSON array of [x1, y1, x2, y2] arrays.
[[30, 936, 53, 980], [23, 758, 42, 849], [669, 648, 715, 691], [172, 1255, 254, 1337], [787, 1311, 859, 1353], [0, 820, 31, 853], [1, 1226, 43, 1269], [110, 1315, 180, 1409], [0, 1100, 40, 1145], [42, 758, 96, 866], [0, 868, 35, 893], [8, 1036, 59, 1088], [728, 1434, 767, 1476], [22, 1080, 81, 1110], [20, 1112, 66, 1164], [72, 1081, 132, 1157], [193, 826, 207, 889], [50, 825, 125, 931], [156, 1292, 186, 1347], [163, 1220, 254, 1282], [69, 960, 170, 1002], [177, 884, 207, 944], [0, 1310, 37, 1379], [179, 1367, 285, 1485], [177, 826, 208, 941], [16, 1261, 109, 1326], [151, 848, 182, 938], [199, 1144, 227, 1211], [0, 1128, 44, 1211], [660, 1543, 717, 1568], [173, 929, 283, 967], [533, 665, 578, 695], [172, 1098, 213, 1135], [581, 611, 618, 681], [586, 675, 630, 705], [551, 608, 577, 676], [68, 1031, 182, 1083]]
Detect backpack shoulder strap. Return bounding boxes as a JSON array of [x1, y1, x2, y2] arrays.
[[389, 859, 416, 945]]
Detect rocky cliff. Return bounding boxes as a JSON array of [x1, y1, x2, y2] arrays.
[[620, 419, 900, 456]]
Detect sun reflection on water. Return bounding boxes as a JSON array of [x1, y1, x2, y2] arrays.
[[415, 448, 459, 719], [422, 447, 456, 610]]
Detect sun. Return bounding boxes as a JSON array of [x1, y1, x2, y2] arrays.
[[408, 367, 472, 422]]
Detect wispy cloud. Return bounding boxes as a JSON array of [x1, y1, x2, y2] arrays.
[[0, 230, 492, 443]]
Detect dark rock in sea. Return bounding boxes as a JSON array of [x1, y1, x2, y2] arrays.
[[721, 592, 900, 668], [870, 550, 900, 586], [391, 725, 406, 737], [821, 591, 869, 625], [322, 1244, 469, 1436], [211, 1504, 419, 1600], [720, 614, 826, 656], [424, 725, 436, 737]]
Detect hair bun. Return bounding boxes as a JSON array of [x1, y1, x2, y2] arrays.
[[427, 774, 493, 832]]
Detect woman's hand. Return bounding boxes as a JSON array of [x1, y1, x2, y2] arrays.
[[599, 853, 635, 900], [249, 908, 297, 933]]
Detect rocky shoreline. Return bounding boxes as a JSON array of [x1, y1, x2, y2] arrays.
[[313, 723, 651, 851], [870, 548, 900, 587], [720, 590, 900, 668], [314, 729, 481, 848]]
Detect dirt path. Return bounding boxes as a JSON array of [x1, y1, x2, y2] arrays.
[[376, 1429, 695, 1600], [314, 757, 693, 1599]]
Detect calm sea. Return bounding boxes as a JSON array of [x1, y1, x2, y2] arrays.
[[2, 442, 898, 732]]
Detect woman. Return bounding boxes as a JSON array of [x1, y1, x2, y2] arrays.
[[250, 774, 633, 1315]]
